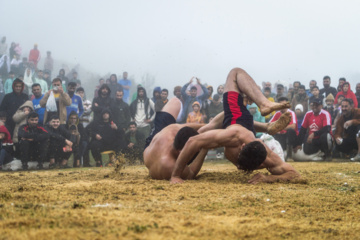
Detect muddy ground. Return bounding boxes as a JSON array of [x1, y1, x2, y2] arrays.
[[0, 159, 359, 240]]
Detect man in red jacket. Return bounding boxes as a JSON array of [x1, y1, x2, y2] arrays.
[[28, 44, 41, 68]]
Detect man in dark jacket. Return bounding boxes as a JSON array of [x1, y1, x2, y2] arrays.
[[89, 109, 125, 167], [113, 89, 131, 131], [18, 112, 49, 169], [0, 124, 13, 170], [45, 115, 74, 168], [0, 78, 28, 137], [92, 84, 115, 122], [320, 76, 337, 99], [124, 121, 145, 163]]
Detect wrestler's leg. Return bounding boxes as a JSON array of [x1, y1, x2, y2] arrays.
[[225, 68, 290, 116], [254, 112, 291, 135], [161, 97, 182, 120]]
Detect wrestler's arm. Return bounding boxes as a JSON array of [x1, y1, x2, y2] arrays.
[[248, 149, 300, 184], [182, 123, 206, 130], [198, 112, 224, 133], [185, 148, 208, 179]]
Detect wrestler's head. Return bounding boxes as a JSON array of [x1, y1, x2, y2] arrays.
[[173, 126, 199, 150], [237, 141, 267, 172]]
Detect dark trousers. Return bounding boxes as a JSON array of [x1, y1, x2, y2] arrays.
[[19, 139, 49, 166], [335, 125, 360, 153], [90, 140, 121, 164], [303, 132, 332, 155], [48, 142, 72, 164], [273, 128, 297, 150]]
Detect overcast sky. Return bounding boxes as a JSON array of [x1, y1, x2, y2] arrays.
[[1, 0, 360, 92]]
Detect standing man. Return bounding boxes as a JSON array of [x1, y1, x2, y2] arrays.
[[28, 44, 40, 68], [0, 37, 7, 58], [66, 82, 84, 119], [109, 74, 123, 99], [112, 90, 131, 131], [320, 76, 337, 99], [44, 51, 53, 79], [118, 71, 132, 103], [155, 89, 169, 112], [31, 83, 46, 125]]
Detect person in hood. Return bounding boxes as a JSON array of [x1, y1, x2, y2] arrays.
[[129, 87, 155, 138], [12, 100, 34, 145], [247, 102, 265, 138], [88, 109, 125, 167], [108, 74, 123, 99], [152, 86, 161, 103], [92, 84, 115, 122], [334, 82, 358, 108], [66, 82, 84, 119], [18, 112, 49, 170], [0, 78, 29, 137], [0, 125, 13, 170], [57, 69, 69, 87], [28, 44, 40, 68]]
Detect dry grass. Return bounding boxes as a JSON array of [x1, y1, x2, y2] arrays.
[[0, 160, 359, 240]]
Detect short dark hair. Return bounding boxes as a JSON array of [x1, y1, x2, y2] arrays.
[[299, 85, 306, 90], [323, 76, 331, 81], [237, 141, 267, 172], [76, 87, 84, 92], [49, 114, 60, 121], [173, 127, 199, 150], [342, 98, 353, 106], [278, 97, 288, 102], [52, 78, 62, 84], [31, 83, 41, 89], [129, 121, 137, 127], [264, 87, 271, 92], [311, 86, 319, 91], [293, 81, 301, 86], [68, 82, 77, 87], [161, 89, 168, 94], [28, 112, 39, 120], [339, 77, 346, 82], [190, 86, 197, 91]]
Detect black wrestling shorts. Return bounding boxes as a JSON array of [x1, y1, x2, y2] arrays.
[[144, 111, 176, 149], [222, 91, 255, 135]]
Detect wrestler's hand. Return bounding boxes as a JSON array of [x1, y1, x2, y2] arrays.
[[170, 176, 185, 184], [248, 173, 268, 184]]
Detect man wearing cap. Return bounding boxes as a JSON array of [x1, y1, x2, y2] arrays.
[[180, 77, 209, 123], [275, 84, 286, 102], [28, 44, 40, 68], [294, 98, 333, 161]]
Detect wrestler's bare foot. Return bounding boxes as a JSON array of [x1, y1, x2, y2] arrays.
[[267, 112, 291, 135], [260, 101, 291, 117]]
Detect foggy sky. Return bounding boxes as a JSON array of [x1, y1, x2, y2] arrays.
[[1, 0, 360, 92]]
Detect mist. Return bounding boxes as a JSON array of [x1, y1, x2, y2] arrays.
[[1, 0, 360, 96]]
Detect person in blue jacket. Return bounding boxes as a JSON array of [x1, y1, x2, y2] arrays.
[[66, 82, 83, 120]]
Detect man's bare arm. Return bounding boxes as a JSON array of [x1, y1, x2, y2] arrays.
[[186, 149, 208, 179], [198, 112, 224, 133]]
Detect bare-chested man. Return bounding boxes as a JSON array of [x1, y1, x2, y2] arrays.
[[170, 67, 300, 184]]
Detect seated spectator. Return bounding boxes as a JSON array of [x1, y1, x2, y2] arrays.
[[40, 78, 71, 124], [18, 112, 49, 170], [263, 87, 275, 122], [270, 97, 298, 159], [334, 99, 360, 161], [31, 83, 46, 125], [45, 115, 74, 168], [206, 85, 213, 100], [76, 87, 92, 127], [12, 101, 34, 151], [92, 84, 114, 123], [155, 89, 169, 112], [217, 84, 224, 101], [186, 101, 204, 123], [323, 93, 336, 125], [66, 111, 88, 167], [287, 81, 301, 102], [4, 71, 15, 94], [291, 85, 309, 113], [208, 94, 223, 121], [124, 122, 145, 163], [274, 84, 286, 102], [309, 86, 323, 104], [334, 82, 358, 108], [89, 109, 125, 167], [66, 82, 84, 119], [247, 103, 264, 137], [113, 90, 130, 131], [295, 104, 304, 132], [337, 77, 346, 92], [294, 98, 332, 161], [0, 125, 13, 170]]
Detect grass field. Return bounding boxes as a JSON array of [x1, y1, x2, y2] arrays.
[[0, 159, 359, 240]]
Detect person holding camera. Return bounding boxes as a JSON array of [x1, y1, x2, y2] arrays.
[[40, 78, 71, 124]]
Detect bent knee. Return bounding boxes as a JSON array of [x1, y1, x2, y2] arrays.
[[229, 67, 246, 75]]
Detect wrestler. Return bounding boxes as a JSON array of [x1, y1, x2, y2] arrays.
[[170, 67, 300, 184]]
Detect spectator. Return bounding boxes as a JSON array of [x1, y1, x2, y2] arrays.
[[295, 104, 304, 131], [186, 101, 204, 123], [208, 94, 223, 121], [320, 76, 337, 98], [18, 57, 28, 76], [28, 44, 40, 68], [76, 87, 92, 127], [89, 109, 125, 167], [323, 93, 336, 124], [355, 83, 360, 107], [10, 55, 21, 74], [66, 111, 87, 167], [337, 77, 346, 92], [262, 81, 276, 98], [206, 85, 213, 100], [0, 78, 28, 137], [274, 84, 286, 102], [306, 80, 317, 97], [118, 71, 131, 103], [0, 37, 8, 58], [66, 82, 84, 119], [263, 87, 276, 122], [124, 121, 145, 163], [0, 124, 13, 170], [0, 111, 8, 128], [94, 78, 105, 98], [0, 55, 10, 79], [31, 83, 46, 125], [9, 42, 16, 60], [46, 115, 74, 168], [180, 77, 208, 123], [291, 85, 309, 114], [108, 74, 123, 99], [18, 112, 49, 170], [173, 86, 182, 102], [12, 100, 34, 145], [333, 99, 360, 161], [270, 97, 298, 159], [57, 69, 69, 87], [113, 90, 131, 131], [33, 70, 48, 94], [4, 71, 15, 94], [92, 84, 114, 122], [294, 98, 332, 161], [334, 82, 358, 108], [217, 84, 224, 101], [152, 86, 161, 104], [44, 51, 53, 78], [247, 103, 265, 137], [69, 71, 80, 85], [309, 86, 323, 104], [155, 89, 169, 112], [40, 78, 71, 124], [23, 68, 34, 94], [129, 87, 155, 137], [43, 70, 52, 88]]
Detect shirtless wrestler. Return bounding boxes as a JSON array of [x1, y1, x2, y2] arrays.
[[170, 67, 300, 184]]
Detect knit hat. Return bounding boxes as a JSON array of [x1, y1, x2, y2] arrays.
[[192, 101, 200, 107], [325, 93, 335, 102], [295, 104, 303, 112]]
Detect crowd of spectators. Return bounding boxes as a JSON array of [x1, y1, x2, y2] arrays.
[[1, 35, 360, 171]]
